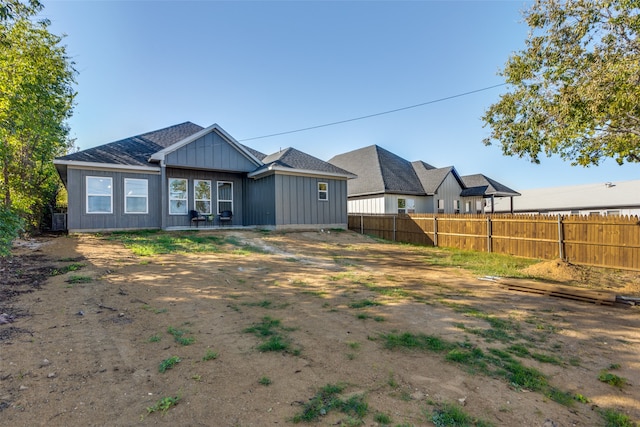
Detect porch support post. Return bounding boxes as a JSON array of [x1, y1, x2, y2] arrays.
[[160, 162, 167, 230]]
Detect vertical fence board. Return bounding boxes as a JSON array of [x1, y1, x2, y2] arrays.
[[348, 213, 640, 271]]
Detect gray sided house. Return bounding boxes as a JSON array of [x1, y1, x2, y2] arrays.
[[328, 145, 519, 215], [54, 122, 354, 232]]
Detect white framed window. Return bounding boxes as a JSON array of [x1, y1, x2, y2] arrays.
[[437, 199, 445, 213], [453, 200, 460, 213], [124, 178, 148, 214], [398, 198, 406, 213], [398, 198, 415, 214], [217, 181, 233, 214], [169, 178, 188, 215], [86, 176, 112, 214], [465, 201, 471, 213], [194, 180, 212, 214], [318, 182, 328, 201]]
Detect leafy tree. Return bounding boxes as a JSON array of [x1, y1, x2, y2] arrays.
[[0, 0, 41, 22], [0, 205, 23, 256], [0, 0, 75, 231], [482, 0, 640, 166]]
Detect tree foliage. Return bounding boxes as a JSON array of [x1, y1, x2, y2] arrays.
[[482, 0, 640, 166], [0, 0, 75, 229], [0, 205, 23, 256]]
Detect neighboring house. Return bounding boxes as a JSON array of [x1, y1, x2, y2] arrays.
[[492, 180, 640, 216], [54, 122, 354, 232], [327, 145, 520, 215]]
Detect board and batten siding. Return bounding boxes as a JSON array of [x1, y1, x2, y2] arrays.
[[274, 175, 347, 227], [164, 131, 257, 172], [66, 167, 161, 232], [164, 168, 244, 227], [432, 173, 464, 213], [244, 175, 276, 226], [348, 196, 385, 214]]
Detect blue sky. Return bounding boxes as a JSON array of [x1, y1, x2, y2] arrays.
[[41, 0, 638, 190]]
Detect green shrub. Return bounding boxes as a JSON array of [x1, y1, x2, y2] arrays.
[[0, 207, 24, 257]]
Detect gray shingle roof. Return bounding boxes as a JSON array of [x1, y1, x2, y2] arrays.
[[56, 122, 205, 166], [328, 145, 424, 196], [412, 162, 461, 194], [260, 147, 354, 176], [460, 174, 520, 197]]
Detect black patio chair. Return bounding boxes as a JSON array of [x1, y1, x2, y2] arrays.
[[189, 210, 206, 227], [218, 210, 233, 226]]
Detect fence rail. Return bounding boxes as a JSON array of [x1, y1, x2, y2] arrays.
[[348, 213, 640, 271]]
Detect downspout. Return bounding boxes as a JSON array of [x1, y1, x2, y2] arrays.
[[491, 195, 495, 214]]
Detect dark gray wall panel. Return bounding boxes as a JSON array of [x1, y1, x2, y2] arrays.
[[164, 168, 244, 227], [67, 168, 161, 231], [245, 175, 276, 226], [274, 175, 347, 226], [165, 131, 257, 172]]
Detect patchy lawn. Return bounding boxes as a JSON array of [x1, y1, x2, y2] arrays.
[[1, 230, 639, 426]]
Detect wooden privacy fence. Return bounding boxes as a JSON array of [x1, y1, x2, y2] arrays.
[[348, 213, 640, 271]]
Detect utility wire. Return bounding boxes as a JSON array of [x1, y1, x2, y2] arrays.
[[239, 82, 506, 142]]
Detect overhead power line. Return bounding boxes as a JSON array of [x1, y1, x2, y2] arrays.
[[239, 82, 506, 142]]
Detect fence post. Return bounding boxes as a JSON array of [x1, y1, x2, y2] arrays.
[[557, 214, 565, 260], [433, 217, 438, 247], [487, 216, 492, 253], [360, 214, 363, 235], [393, 215, 396, 242]]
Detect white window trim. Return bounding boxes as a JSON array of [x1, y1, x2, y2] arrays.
[[318, 182, 328, 201], [86, 176, 112, 214], [217, 181, 233, 214], [169, 178, 188, 215], [194, 179, 212, 215], [124, 178, 148, 214]]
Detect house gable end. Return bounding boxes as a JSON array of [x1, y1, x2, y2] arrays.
[[156, 124, 263, 172]]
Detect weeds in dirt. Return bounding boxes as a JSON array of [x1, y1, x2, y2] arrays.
[[202, 349, 218, 361], [242, 300, 273, 308], [291, 383, 368, 424], [244, 316, 298, 354], [258, 335, 290, 352], [429, 402, 494, 427], [51, 263, 85, 276], [158, 356, 181, 373], [65, 275, 92, 284], [142, 304, 167, 314], [373, 412, 392, 425], [148, 334, 161, 343], [573, 393, 590, 404], [349, 299, 382, 309], [167, 325, 195, 346], [109, 231, 225, 256], [382, 331, 571, 398], [259, 376, 272, 386], [601, 408, 636, 427], [362, 281, 412, 299], [444, 303, 520, 344], [381, 332, 452, 352], [599, 370, 628, 388], [147, 394, 180, 414]]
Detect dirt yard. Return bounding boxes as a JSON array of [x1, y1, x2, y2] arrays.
[[1, 230, 639, 427]]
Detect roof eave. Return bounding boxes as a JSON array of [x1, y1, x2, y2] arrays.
[[53, 159, 160, 173], [248, 164, 356, 180]]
